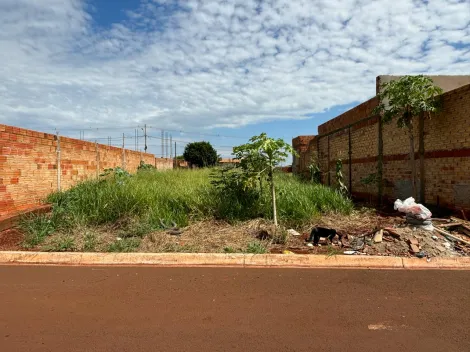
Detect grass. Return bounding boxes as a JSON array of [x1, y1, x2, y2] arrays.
[[107, 238, 141, 252], [245, 242, 268, 254], [19, 214, 56, 248], [19, 168, 354, 252], [83, 232, 98, 252], [43, 235, 75, 252]]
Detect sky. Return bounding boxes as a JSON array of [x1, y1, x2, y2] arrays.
[[0, 0, 469, 158]]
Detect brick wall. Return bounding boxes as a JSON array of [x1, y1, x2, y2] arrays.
[[0, 124, 175, 216], [293, 83, 470, 213], [292, 135, 316, 175]]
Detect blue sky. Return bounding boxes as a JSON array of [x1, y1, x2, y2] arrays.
[[0, 0, 469, 158]]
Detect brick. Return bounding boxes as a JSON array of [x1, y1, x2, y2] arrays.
[[294, 82, 470, 213]]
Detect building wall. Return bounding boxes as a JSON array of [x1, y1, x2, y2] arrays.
[[293, 83, 470, 213], [0, 124, 174, 216], [292, 135, 316, 176]]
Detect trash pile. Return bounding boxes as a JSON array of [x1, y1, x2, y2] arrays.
[[394, 197, 433, 231], [299, 200, 470, 258]]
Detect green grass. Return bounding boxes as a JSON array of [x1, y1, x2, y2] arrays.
[[245, 242, 268, 254], [19, 214, 56, 248], [43, 235, 75, 252], [20, 169, 353, 250], [83, 232, 98, 252], [107, 238, 141, 252]]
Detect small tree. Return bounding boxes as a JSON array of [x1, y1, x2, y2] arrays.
[[183, 141, 218, 168], [233, 133, 297, 226], [374, 75, 443, 199]]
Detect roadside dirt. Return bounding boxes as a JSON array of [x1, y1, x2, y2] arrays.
[[0, 229, 23, 251], [1, 209, 468, 257]]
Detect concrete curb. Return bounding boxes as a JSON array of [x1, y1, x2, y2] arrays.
[[0, 251, 469, 269]]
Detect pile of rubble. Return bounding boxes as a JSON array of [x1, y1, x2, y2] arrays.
[[334, 218, 470, 257], [301, 207, 470, 258]]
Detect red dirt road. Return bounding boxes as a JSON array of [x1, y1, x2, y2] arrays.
[[0, 266, 469, 352]]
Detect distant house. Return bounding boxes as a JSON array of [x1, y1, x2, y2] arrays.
[[218, 158, 240, 166]]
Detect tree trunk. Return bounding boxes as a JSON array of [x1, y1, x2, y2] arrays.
[[269, 166, 278, 227], [408, 124, 417, 199]]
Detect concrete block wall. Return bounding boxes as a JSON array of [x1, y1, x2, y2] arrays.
[[293, 82, 470, 213], [0, 124, 174, 216]]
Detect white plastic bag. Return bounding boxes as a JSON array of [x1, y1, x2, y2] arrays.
[[394, 197, 432, 220]]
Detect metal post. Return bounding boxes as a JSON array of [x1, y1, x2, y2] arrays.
[[95, 141, 100, 178], [56, 131, 61, 191], [161, 130, 164, 158], [122, 133, 126, 169], [165, 132, 168, 158], [144, 124, 147, 152]]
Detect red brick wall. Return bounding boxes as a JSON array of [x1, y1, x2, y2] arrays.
[[293, 84, 470, 212], [292, 135, 316, 175], [318, 97, 378, 135], [0, 124, 174, 216]]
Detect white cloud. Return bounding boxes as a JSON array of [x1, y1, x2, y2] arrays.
[[0, 0, 469, 133]]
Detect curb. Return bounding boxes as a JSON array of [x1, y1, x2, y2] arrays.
[[0, 251, 469, 269]]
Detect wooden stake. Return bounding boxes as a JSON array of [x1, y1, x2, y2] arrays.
[[434, 228, 470, 246]]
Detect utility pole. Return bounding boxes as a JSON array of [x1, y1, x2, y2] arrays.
[[174, 142, 176, 159], [144, 124, 147, 152], [170, 134, 172, 158]]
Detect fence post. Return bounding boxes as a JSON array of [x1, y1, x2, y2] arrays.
[[348, 126, 352, 196], [122, 133, 126, 170], [327, 135, 331, 186], [419, 113, 425, 203], [56, 132, 61, 192], [377, 116, 384, 206]]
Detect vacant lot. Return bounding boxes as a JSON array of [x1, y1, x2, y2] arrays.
[[14, 169, 354, 253]]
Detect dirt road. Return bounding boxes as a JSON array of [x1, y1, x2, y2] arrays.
[[0, 266, 468, 351]]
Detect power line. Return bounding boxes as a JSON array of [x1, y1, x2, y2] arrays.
[[147, 126, 250, 140], [55, 125, 250, 140]]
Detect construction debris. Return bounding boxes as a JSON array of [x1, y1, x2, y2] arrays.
[[294, 210, 470, 258], [434, 228, 470, 246], [287, 229, 301, 237], [373, 229, 383, 243]]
